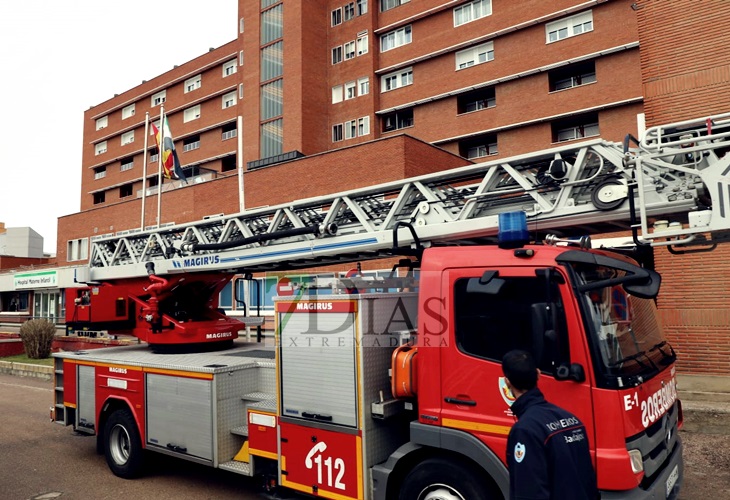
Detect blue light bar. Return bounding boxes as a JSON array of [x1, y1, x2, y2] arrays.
[[498, 211, 529, 249]]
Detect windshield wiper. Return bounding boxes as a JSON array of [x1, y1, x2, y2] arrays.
[[608, 350, 659, 372], [648, 341, 677, 364]]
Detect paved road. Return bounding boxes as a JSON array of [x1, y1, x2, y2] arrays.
[[0, 374, 298, 500], [2, 373, 728, 499]]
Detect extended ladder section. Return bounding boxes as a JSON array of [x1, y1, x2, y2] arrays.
[[87, 113, 730, 281]]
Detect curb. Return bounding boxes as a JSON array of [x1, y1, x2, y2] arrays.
[[0, 360, 53, 381]]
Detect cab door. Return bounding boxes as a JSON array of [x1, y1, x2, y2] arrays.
[[438, 266, 595, 465]]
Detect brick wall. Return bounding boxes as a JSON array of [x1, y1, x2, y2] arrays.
[[634, 0, 730, 376], [636, 0, 730, 124], [654, 242, 730, 375]]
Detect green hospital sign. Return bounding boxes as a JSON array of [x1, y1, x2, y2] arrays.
[[14, 270, 58, 290]]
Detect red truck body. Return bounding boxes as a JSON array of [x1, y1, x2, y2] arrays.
[[53, 242, 683, 499]]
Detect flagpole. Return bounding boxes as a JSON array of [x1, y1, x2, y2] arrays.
[[156, 106, 164, 229], [237, 114, 245, 212], [141, 112, 150, 230]]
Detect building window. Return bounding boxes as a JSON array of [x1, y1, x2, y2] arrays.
[[96, 115, 108, 131], [183, 135, 201, 152], [67, 238, 89, 262], [381, 67, 413, 92], [332, 85, 344, 104], [357, 32, 368, 55], [261, 41, 283, 80], [94, 166, 106, 180], [332, 46, 343, 64], [222, 155, 237, 172], [381, 25, 411, 52], [150, 147, 159, 163], [93, 192, 105, 205], [120, 184, 133, 198], [261, 118, 283, 157], [344, 2, 355, 21], [261, 4, 283, 44], [222, 91, 237, 108], [382, 108, 414, 132], [357, 0, 368, 15], [332, 8, 342, 26], [240, 17, 245, 33], [151, 90, 166, 106], [240, 50, 245, 65], [459, 133, 498, 159], [345, 81, 357, 100], [381, 0, 409, 12], [95, 141, 107, 156], [121, 130, 134, 145], [184, 105, 201, 123], [454, 0, 492, 27], [261, 79, 283, 120], [222, 122, 238, 141], [239, 83, 244, 99], [358, 77, 370, 95], [546, 11, 593, 43], [455, 41, 494, 70], [549, 60, 597, 91], [120, 157, 134, 171], [333, 123, 344, 142], [345, 119, 357, 140], [344, 41, 356, 60], [552, 113, 599, 142], [223, 59, 238, 77], [358, 116, 370, 136], [457, 87, 496, 114], [122, 104, 135, 120], [185, 74, 202, 93]]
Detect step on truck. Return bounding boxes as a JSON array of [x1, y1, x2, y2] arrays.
[[53, 114, 730, 499]]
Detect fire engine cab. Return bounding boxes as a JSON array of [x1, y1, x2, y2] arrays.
[[52, 114, 730, 499]]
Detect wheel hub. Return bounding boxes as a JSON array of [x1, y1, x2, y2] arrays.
[[109, 424, 131, 465], [418, 484, 466, 500]]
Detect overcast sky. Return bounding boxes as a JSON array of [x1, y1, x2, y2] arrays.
[[0, 1, 237, 253]]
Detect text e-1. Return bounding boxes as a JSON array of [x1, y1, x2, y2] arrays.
[[624, 392, 639, 411]]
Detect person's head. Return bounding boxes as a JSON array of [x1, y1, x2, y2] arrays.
[[502, 350, 538, 396]]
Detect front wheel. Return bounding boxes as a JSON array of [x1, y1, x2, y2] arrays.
[[399, 457, 495, 500], [104, 408, 144, 478]]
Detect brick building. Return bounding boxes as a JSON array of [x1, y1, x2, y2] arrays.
[[48, 0, 730, 375]]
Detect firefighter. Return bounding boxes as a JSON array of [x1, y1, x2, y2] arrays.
[[502, 350, 598, 500]]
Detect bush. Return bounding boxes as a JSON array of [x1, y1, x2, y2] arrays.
[[19, 319, 57, 359]]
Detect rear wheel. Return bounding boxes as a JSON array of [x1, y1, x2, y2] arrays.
[[103, 408, 143, 478], [399, 457, 494, 500]]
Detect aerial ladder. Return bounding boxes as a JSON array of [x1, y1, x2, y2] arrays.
[[69, 113, 730, 346]]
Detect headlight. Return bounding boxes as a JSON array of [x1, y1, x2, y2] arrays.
[[628, 449, 644, 474]]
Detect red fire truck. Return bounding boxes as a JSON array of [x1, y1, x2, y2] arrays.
[[53, 114, 730, 499]]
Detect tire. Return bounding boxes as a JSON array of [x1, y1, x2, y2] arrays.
[[103, 408, 144, 479], [399, 457, 494, 500]]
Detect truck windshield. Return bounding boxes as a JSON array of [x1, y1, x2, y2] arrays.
[[570, 262, 676, 386]]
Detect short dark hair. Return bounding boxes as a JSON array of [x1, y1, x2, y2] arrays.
[[502, 350, 538, 391]]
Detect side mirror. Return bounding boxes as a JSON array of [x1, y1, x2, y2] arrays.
[[623, 268, 661, 299], [531, 302, 561, 368], [555, 363, 585, 383]]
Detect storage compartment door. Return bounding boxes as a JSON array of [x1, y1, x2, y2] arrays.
[[146, 373, 214, 461], [77, 365, 96, 433], [279, 306, 357, 427]]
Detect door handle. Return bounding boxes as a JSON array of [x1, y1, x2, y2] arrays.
[[444, 397, 476, 406]]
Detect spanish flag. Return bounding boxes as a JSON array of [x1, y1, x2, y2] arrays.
[[151, 117, 187, 183]]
